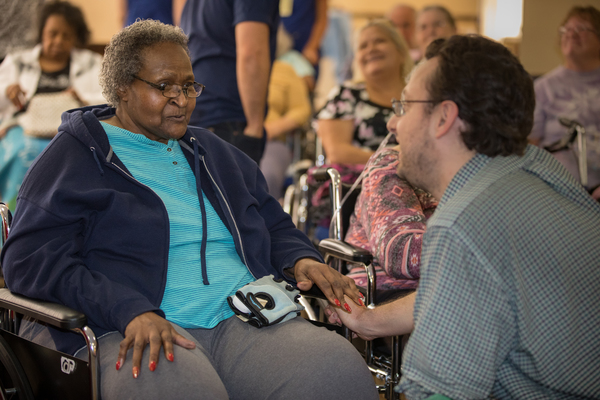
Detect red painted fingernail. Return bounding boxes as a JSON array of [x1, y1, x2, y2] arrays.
[[358, 298, 365, 307], [149, 361, 156, 372], [133, 367, 139, 379], [344, 303, 352, 313], [359, 293, 365, 300], [334, 299, 341, 307], [167, 353, 174, 362], [116, 360, 121, 371]]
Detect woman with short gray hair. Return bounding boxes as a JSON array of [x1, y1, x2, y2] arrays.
[[2, 19, 378, 400]]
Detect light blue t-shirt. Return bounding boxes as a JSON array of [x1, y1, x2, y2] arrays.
[[101, 122, 254, 328]]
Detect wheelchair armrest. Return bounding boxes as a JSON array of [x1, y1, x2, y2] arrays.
[[0, 288, 87, 330], [319, 238, 373, 264]]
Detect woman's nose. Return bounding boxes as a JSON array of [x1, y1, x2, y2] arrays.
[[170, 90, 189, 107]]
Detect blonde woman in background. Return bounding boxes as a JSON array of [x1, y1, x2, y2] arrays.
[[309, 19, 414, 240], [315, 19, 413, 165]]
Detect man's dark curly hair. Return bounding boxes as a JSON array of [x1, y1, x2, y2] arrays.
[[424, 35, 535, 157], [37, 1, 91, 48]]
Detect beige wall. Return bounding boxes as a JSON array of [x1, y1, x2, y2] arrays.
[[70, 0, 121, 45], [521, 0, 600, 77], [73, 0, 600, 77], [329, 0, 479, 35], [329, 0, 477, 18], [78, 0, 480, 45]]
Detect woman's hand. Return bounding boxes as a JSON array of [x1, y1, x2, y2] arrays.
[[64, 87, 87, 106], [324, 296, 377, 340], [287, 258, 365, 312], [6, 84, 26, 109], [117, 312, 196, 378], [591, 186, 600, 201]]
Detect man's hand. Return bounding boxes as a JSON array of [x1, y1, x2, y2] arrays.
[[117, 312, 196, 378], [288, 258, 364, 312], [327, 292, 417, 340], [302, 46, 320, 66]]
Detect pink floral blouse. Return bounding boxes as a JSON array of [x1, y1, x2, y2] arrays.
[[345, 147, 437, 291]]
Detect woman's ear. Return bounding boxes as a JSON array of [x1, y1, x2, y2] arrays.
[[116, 86, 129, 103]]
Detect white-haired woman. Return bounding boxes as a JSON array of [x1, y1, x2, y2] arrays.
[[529, 6, 600, 199]]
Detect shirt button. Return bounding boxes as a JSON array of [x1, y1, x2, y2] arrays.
[[167, 148, 172, 152], [173, 161, 177, 165]]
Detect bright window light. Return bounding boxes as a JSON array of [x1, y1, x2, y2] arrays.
[[482, 0, 523, 40]]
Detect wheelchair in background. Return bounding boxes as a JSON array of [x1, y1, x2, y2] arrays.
[[0, 202, 99, 400], [544, 118, 589, 188], [298, 167, 409, 400]]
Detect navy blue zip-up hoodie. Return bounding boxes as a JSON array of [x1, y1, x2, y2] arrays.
[[1, 106, 323, 354]]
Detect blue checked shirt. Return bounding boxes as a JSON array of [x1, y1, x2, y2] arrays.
[[398, 145, 600, 399]]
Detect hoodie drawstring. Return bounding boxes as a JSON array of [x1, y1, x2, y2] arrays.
[[192, 138, 210, 285], [90, 147, 104, 176]]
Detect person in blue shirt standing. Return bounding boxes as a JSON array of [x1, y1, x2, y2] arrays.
[[179, 0, 279, 163], [280, 0, 328, 77], [119, 0, 177, 26]]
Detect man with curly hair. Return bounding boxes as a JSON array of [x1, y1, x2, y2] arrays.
[[328, 35, 600, 399]]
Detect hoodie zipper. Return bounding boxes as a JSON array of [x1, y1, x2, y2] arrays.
[[193, 144, 255, 279]]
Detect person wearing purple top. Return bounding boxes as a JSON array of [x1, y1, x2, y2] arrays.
[[530, 6, 600, 199]]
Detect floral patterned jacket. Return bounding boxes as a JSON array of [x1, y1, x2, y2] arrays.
[[345, 147, 437, 291], [315, 81, 394, 150]]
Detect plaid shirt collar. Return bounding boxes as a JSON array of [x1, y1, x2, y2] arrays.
[[438, 152, 491, 209]]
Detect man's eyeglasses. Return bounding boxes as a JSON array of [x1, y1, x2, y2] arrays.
[[132, 75, 205, 98], [559, 25, 598, 36], [391, 98, 438, 117]]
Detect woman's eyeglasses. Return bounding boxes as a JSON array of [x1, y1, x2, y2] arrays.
[[559, 25, 598, 36], [132, 75, 205, 98]]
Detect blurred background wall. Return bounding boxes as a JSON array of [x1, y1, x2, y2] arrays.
[[71, 0, 600, 77]]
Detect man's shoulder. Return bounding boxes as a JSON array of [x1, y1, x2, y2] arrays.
[[430, 146, 586, 229], [431, 146, 600, 241]]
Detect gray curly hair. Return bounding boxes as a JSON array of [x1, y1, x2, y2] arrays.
[[100, 19, 190, 107]]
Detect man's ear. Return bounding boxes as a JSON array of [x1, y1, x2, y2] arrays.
[[434, 100, 459, 139]]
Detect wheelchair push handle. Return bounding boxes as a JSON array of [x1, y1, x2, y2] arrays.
[[543, 118, 583, 153], [311, 167, 340, 183], [544, 118, 587, 188]]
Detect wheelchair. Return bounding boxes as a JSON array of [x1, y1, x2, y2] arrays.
[[544, 118, 589, 188], [298, 167, 410, 400], [0, 202, 99, 399]]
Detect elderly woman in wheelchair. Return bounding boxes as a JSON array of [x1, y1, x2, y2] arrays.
[[0, 20, 378, 400]]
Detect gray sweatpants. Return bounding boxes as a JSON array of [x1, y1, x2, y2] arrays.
[[25, 316, 378, 399]]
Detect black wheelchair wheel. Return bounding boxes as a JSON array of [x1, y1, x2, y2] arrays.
[[0, 335, 34, 400]]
